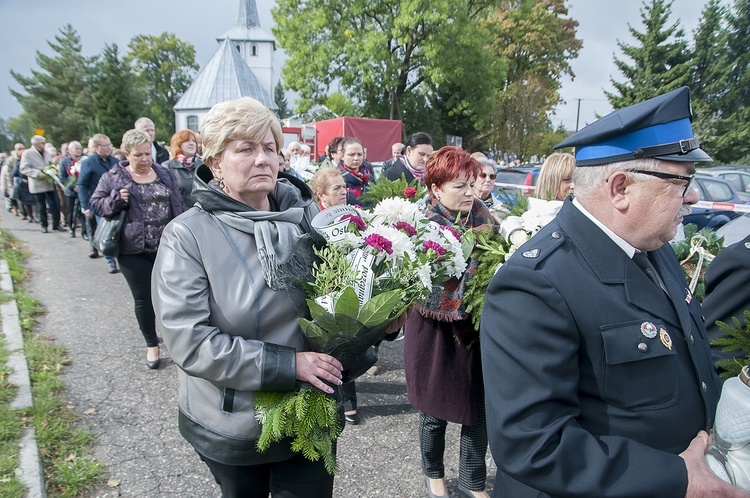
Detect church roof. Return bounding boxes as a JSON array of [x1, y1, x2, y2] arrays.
[[174, 38, 276, 111], [217, 0, 275, 44]]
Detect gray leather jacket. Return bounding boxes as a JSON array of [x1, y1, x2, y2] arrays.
[[152, 164, 321, 465]]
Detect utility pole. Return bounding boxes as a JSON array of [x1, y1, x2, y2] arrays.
[[575, 98, 582, 132]]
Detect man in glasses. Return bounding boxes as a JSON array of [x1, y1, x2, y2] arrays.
[[482, 88, 745, 497]]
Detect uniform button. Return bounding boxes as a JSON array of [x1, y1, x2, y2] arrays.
[[689, 335, 695, 345], [638, 342, 648, 353], [702, 315, 705, 321], [702, 382, 708, 393], [551, 232, 561, 239]]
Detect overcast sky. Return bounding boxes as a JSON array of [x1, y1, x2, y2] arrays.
[[0, 0, 715, 138]]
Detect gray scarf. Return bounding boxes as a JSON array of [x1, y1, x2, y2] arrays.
[[212, 207, 315, 292]]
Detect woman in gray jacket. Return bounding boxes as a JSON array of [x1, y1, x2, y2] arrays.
[[152, 97, 345, 498]]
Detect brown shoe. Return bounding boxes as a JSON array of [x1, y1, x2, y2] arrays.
[[88, 249, 100, 259]]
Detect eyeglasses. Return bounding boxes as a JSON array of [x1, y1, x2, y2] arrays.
[[478, 173, 497, 180], [626, 169, 695, 197]]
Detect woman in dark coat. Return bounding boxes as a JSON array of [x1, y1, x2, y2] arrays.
[[89, 129, 184, 370], [403, 146, 495, 498], [11, 153, 37, 222]]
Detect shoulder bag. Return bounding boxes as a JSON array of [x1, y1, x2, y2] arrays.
[[93, 210, 126, 257]]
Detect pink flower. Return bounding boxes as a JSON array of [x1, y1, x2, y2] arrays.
[[440, 225, 461, 241], [394, 221, 417, 237], [364, 233, 394, 255], [422, 240, 446, 257], [404, 187, 417, 199], [340, 214, 366, 231]]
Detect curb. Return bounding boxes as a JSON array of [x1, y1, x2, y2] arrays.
[[0, 259, 47, 498]]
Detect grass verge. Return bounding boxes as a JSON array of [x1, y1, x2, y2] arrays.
[[0, 229, 104, 497]]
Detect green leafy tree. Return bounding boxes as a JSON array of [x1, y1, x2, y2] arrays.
[[9, 24, 94, 144], [126, 33, 198, 141], [711, 0, 750, 163], [0, 119, 14, 151], [274, 82, 290, 119], [91, 43, 142, 145], [323, 92, 361, 117], [606, 0, 691, 108], [272, 0, 502, 128], [690, 0, 730, 159], [6, 115, 35, 144], [484, 0, 582, 157]]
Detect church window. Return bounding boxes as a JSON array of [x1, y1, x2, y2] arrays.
[[187, 115, 199, 132]]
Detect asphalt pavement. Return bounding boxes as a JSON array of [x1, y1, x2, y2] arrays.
[[1, 209, 495, 498]]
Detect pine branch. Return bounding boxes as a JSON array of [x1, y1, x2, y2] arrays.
[[713, 311, 750, 380]]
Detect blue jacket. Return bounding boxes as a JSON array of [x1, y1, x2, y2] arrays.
[[481, 198, 721, 498], [77, 154, 119, 211]]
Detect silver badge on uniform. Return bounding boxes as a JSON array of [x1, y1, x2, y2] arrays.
[[522, 248, 540, 258], [640, 322, 658, 339]]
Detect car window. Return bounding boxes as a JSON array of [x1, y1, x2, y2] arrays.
[[701, 178, 734, 202], [719, 173, 743, 192]]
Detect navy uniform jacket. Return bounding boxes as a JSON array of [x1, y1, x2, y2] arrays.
[[703, 233, 750, 366], [481, 199, 721, 498]]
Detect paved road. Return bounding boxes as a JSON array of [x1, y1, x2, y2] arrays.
[[1, 211, 495, 497]]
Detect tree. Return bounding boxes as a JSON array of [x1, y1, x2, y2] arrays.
[[126, 33, 198, 141], [606, 0, 691, 109], [272, 0, 502, 127], [9, 24, 94, 144], [690, 0, 730, 159], [484, 0, 582, 157], [274, 82, 290, 120], [91, 43, 142, 145], [710, 0, 750, 163]]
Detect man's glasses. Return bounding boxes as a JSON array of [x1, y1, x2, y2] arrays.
[[478, 173, 497, 180], [627, 169, 695, 197]]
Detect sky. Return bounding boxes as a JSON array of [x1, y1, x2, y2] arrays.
[[0, 0, 716, 138]]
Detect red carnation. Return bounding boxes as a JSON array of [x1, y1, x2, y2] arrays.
[[404, 187, 417, 199]]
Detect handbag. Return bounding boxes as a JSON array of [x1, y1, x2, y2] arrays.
[[93, 210, 126, 257]]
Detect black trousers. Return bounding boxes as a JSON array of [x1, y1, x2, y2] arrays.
[[418, 405, 488, 491], [64, 194, 84, 233], [117, 252, 158, 348], [35, 190, 60, 229], [199, 452, 334, 498]]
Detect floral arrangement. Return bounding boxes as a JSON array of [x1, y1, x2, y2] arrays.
[[360, 175, 427, 205], [63, 160, 81, 189], [255, 197, 468, 474], [42, 163, 63, 188], [670, 223, 723, 301], [713, 311, 750, 380]]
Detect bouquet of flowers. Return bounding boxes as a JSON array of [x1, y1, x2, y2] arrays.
[[360, 175, 427, 205], [255, 197, 468, 474], [63, 161, 81, 189], [42, 163, 64, 189]]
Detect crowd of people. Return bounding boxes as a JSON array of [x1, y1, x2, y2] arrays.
[[1, 87, 748, 498]]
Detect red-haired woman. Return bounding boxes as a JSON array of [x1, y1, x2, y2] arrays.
[[163, 129, 201, 208], [404, 146, 494, 498]]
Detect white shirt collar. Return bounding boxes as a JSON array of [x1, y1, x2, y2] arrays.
[[572, 197, 637, 258]]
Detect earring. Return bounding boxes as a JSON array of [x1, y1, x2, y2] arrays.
[[218, 178, 225, 190]]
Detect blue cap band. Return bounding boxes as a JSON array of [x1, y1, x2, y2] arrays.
[[575, 117, 695, 164]]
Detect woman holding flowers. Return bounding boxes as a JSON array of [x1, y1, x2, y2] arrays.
[[404, 146, 494, 498], [338, 137, 373, 205], [152, 97, 347, 498]]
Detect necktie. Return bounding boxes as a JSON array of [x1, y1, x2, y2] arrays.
[[633, 251, 668, 294]]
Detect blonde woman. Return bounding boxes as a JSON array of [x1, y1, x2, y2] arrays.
[[533, 152, 576, 201]]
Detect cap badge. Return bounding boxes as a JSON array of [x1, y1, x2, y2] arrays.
[[640, 322, 658, 339], [522, 248, 540, 258], [660, 328, 672, 350]]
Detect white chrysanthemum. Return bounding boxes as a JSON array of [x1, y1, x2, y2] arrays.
[[372, 197, 423, 227], [521, 197, 563, 234], [416, 262, 433, 290], [362, 224, 417, 263]]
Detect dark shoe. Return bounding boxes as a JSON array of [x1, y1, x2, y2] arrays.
[[82, 233, 89, 241], [88, 249, 100, 259], [344, 412, 360, 425], [54, 226, 66, 232], [107, 261, 118, 274], [457, 484, 486, 498], [145, 358, 160, 370], [424, 477, 448, 498], [69, 230, 75, 238], [40, 227, 48, 233]]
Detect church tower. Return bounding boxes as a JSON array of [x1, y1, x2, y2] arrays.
[[216, 0, 276, 98]]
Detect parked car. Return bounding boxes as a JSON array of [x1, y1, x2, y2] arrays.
[[716, 213, 750, 247], [683, 176, 744, 229], [696, 168, 750, 202], [492, 166, 540, 197]]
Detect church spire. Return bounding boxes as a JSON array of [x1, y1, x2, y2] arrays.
[[237, 0, 260, 28]]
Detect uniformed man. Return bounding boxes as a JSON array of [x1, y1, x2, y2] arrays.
[[481, 87, 749, 498], [703, 233, 750, 368]]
